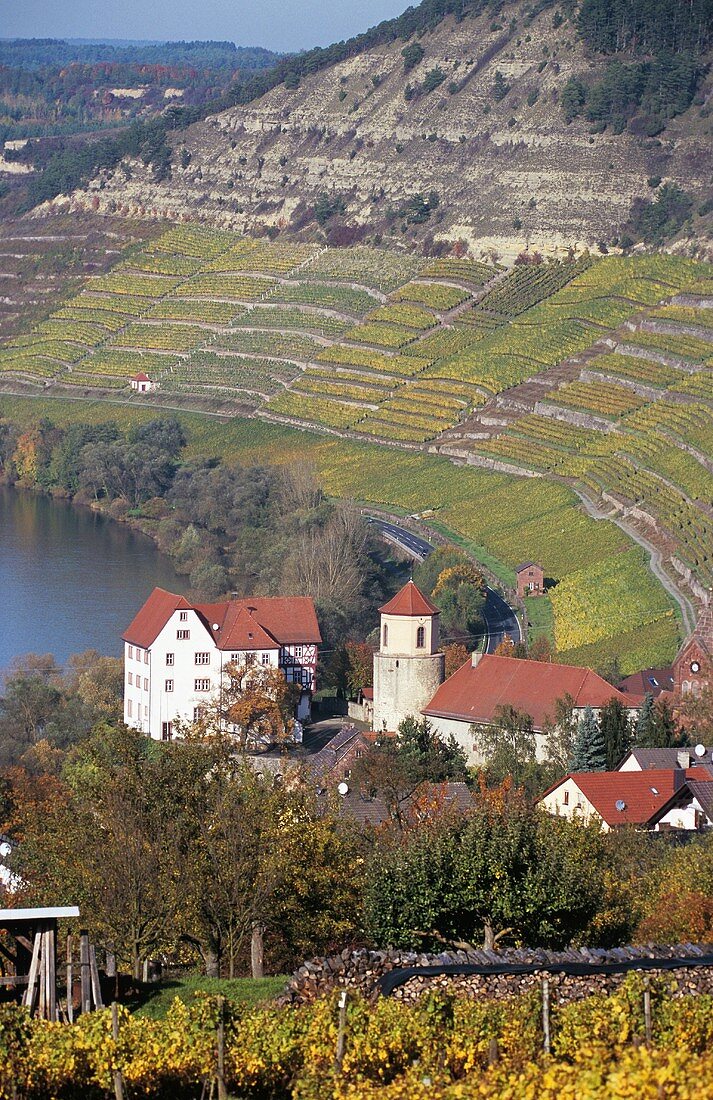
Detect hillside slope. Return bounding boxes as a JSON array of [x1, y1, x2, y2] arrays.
[[58, 0, 713, 253]]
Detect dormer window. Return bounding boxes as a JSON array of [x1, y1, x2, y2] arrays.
[[416, 626, 425, 649]]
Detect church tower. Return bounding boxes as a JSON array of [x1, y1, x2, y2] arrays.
[[673, 599, 712, 697], [372, 580, 446, 732]]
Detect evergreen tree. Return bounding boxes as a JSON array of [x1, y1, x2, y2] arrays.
[[570, 706, 606, 771], [600, 698, 633, 770], [649, 697, 681, 748], [634, 693, 655, 746]]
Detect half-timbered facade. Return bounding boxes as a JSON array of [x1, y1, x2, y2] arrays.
[[122, 587, 321, 740]]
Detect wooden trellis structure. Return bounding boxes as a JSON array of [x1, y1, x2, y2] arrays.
[[0, 906, 104, 1020]]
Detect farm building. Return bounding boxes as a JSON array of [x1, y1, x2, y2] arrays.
[[515, 562, 544, 597]]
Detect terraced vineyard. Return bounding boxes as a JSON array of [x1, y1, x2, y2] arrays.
[[1, 227, 712, 674]]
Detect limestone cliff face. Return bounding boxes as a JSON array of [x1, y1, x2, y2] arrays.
[[70, 2, 712, 250]]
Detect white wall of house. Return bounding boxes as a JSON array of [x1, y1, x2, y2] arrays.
[[539, 778, 604, 828], [123, 608, 295, 740], [425, 714, 549, 766]]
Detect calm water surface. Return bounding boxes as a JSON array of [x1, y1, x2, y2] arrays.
[[0, 486, 186, 673]]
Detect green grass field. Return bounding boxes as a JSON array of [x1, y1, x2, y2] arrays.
[[132, 976, 286, 1019]]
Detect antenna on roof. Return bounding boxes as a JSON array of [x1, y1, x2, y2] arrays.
[[695, 744, 706, 758], [337, 782, 349, 796], [615, 799, 626, 812]]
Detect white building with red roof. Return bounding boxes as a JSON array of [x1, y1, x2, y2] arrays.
[[371, 580, 642, 762], [372, 581, 445, 732], [122, 587, 321, 740], [129, 372, 157, 393], [539, 767, 713, 832]]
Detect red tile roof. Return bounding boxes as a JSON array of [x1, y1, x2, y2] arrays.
[[618, 667, 674, 698], [123, 588, 321, 649], [132, 372, 151, 381], [122, 587, 192, 648], [543, 768, 713, 827], [423, 654, 641, 731], [218, 606, 279, 652], [380, 580, 440, 617], [198, 596, 321, 647]]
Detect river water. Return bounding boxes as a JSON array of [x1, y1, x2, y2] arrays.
[[0, 485, 186, 674]]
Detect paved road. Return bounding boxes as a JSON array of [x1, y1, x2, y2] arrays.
[[368, 517, 521, 652]]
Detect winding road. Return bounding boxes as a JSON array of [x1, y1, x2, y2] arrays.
[[367, 517, 521, 653]]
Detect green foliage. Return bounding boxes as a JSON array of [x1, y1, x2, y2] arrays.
[[397, 191, 441, 224], [629, 182, 694, 244], [423, 67, 447, 93], [600, 698, 633, 770], [492, 70, 510, 101], [562, 53, 701, 134], [365, 805, 607, 950], [571, 705, 606, 771], [578, 0, 713, 56], [477, 706, 537, 788], [401, 43, 426, 72]]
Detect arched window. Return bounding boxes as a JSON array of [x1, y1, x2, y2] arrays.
[[383, 623, 388, 647], [416, 625, 425, 649]]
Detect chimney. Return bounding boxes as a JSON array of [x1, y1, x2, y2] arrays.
[[673, 767, 686, 791], [471, 651, 482, 668], [677, 750, 691, 769]]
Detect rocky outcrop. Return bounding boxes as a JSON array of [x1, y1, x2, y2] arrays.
[[56, 0, 712, 252]]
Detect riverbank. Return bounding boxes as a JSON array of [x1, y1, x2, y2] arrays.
[[0, 397, 684, 675]]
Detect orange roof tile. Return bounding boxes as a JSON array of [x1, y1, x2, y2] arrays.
[[543, 768, 713, 827], [218, 606, 279, 651], [197, 596, 321, 647], [380, 580, 440, 617], [122, 587, 192, 648], [123, 588, 321, 650], [423, 654, 641, 731]]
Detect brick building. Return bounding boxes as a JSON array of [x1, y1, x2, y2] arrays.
[[515, 562, 544, 597]]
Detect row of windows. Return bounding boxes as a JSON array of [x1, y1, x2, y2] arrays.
[[164, 679, 212, 692], [164, 652, 211, 665], [126, 673, 149, 691], [126, 699, 148, 720], [382, 625, 426, 648], [126, 645, 149, 664]]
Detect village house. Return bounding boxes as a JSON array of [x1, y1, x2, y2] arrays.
[[122, 587, 321, 740], [422, 651, 640, 764], [130, 372, 158, 393], [618, 746, 713, 772], [538, 767, 713, 832], [369, 580, 641, 764], [515, 562, 545, 598]]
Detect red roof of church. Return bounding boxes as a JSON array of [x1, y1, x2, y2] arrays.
[[380, 580, 440, 617], [541, 768, 713, 827], [423, 654, 640, 731], [123, 588, 321, 649]]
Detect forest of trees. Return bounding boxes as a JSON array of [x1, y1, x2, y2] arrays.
[[3, 715, 713, 979]]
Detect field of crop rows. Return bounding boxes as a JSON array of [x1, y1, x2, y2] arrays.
[[1, 230, 711, 667]]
